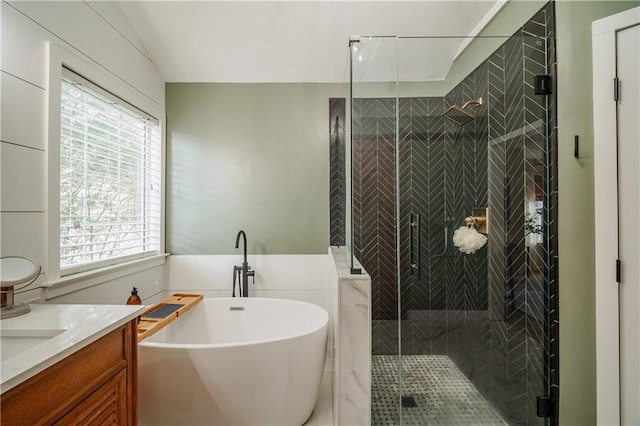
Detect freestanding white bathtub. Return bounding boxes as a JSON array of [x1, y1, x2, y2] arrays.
[[138, 297, 329, 426]]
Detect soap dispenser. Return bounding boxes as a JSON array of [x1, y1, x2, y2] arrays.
[[126, 287, 142, 305]]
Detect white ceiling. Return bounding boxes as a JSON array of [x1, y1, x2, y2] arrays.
[[118, 1, 503, 83]]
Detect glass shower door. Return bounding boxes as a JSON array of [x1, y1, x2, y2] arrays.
[[348, 6, 557, 423], [394, 36, 504, 425], [393, 29, 554, 426]]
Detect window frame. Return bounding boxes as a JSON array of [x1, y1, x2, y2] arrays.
[[59, 69, 162, 275], [45, 43, 166, 294]]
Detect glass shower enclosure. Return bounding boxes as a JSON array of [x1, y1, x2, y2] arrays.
[[344, 5, 558, 425]]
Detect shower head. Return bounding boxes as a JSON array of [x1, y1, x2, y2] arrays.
[[444, 105, 475, 126], [444, 97, 483, 126]]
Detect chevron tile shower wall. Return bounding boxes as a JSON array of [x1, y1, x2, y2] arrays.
[[329, 98, 346, 247], [330, 3, 557, 425]]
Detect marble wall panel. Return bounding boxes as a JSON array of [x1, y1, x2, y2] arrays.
[[330, 247, 372, 425]]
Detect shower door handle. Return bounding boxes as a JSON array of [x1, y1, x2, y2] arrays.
[[409, 213, 421, 280]]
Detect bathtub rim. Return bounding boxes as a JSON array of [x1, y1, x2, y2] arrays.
[[138, 297, 329, 350]]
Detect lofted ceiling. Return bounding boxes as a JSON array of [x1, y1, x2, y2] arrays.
[[118, 1, 504, 83]]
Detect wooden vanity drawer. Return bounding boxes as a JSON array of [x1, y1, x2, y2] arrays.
[[54, 369, 127, 426], [1, 320, 137, 425]]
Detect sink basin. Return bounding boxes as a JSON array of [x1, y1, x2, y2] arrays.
[[1, 329, 66, 360]]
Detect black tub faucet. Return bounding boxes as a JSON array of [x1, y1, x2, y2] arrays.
[[233, 230, 255, 297]]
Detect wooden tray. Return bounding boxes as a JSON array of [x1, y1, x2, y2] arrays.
[[136, 293, 203, 343]]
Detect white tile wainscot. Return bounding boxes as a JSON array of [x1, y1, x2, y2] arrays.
[[330, 247, 371, 426], [165, 254, 330, 312]]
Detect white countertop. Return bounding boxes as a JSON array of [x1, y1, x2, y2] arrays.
[[0, 304, 145, 393]]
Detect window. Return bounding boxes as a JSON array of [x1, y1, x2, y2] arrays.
[[59, 69, 162, 275]]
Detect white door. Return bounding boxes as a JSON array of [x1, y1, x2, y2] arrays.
[[594, 7, 640, 425], [617, 23, 640, 425]]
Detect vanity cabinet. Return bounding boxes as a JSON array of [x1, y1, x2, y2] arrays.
[[1, 320, 137, 425]]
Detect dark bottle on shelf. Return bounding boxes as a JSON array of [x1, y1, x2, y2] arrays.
[[126, 287, 142, 305]]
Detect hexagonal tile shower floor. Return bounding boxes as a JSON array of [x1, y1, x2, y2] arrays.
[[372, 355, 508, 425]]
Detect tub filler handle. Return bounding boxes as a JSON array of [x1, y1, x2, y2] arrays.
[[232, 265, 255, 297]]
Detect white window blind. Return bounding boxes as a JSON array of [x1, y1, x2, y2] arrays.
[[60, 69, 162, 275]]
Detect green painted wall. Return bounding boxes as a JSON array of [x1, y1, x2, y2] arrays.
[[555, 1, 639, 424], [166, 83, 347, 254]]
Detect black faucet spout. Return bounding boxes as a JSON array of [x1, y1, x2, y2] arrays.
[[235, 230, 247, 264]]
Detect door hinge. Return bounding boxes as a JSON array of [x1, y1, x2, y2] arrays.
[[534, 75, 552, 95], [614, 77, 620, 102], [616, 259, 621, 283], [536, 396, 555, 418]]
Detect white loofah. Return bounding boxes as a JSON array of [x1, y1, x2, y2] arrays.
[[452, 226, 488, 254]]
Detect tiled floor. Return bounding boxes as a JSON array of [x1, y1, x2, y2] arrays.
[[304, 372, 334, 426], [168, 358, 505, 426], [372, 355, 508, 425]]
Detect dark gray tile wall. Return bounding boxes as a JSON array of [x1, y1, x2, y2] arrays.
[[329, 98, 346, 247], [352, 98, 398, 325]]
